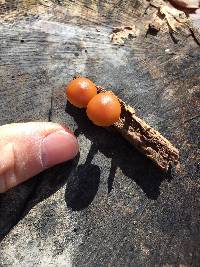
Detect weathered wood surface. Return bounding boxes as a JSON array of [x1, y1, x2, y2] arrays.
[[0, 0, 200, 266]]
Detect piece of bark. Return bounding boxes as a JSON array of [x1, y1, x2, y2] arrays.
[[149, 0, 200, 45], [97, 86, 179, 171], [110, 26, 139, 45]]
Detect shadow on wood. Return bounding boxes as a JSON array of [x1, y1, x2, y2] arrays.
[[65, 163, 101, 211], [65, 102, 172, 212], [0, 158, 78, 241]]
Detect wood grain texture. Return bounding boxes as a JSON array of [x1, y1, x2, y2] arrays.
[[0, 1, 199, 266]]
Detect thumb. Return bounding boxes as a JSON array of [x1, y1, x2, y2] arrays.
[[0, 122, 79, 193]]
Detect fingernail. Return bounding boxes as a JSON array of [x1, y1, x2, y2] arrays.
[[42, 130, 79, 168], [60, 124, 74, 136]]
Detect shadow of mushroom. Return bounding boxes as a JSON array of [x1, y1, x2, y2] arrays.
[[65, 102, 172, 211]]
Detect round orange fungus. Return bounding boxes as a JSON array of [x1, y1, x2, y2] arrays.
[[86, 92, 121, 126], [66, 77, 97, 108]]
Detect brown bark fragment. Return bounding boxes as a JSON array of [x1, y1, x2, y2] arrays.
[[97, 86, 179, 171], [110, 26, 139, 45]]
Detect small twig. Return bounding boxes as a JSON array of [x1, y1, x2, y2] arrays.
[[97, 86, 179, 171]]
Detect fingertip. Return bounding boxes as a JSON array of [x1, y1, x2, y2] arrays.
[[59, 124, 75, 136], [0, 122, 79, 193], [41, 130, 79, 168]]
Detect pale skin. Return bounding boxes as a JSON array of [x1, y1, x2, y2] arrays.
[[0, 122, 79, 193]]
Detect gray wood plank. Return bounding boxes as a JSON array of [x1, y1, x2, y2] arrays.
[[0, 1, 199, 266]]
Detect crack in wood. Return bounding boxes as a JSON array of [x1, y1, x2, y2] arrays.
[[48, 89, 53, 122]]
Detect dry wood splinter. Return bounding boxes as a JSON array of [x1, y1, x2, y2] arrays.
[[97, 86, 179, 171], [66, 77, 179, 171]]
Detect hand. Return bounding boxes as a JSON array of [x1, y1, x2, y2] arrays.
[[0, 122, 79, 193]]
